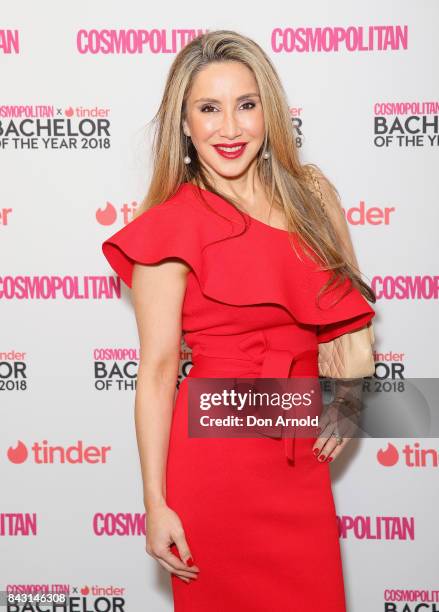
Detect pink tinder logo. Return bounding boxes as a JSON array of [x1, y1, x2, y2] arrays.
[[377, 442, 439, 468]]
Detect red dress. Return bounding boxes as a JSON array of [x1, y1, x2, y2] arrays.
[[102, 182, 375, 611]]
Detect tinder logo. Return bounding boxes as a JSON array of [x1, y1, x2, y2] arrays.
[[7, 440, 28, 463], [377, 442, 439, 468], [96, 201, 138, 226], [96, 202, 117, 226], [343, 201, 395, 226], [6, 440, 111, 464]]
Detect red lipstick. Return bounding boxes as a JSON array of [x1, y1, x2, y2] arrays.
[[212, 142, 248, 159]]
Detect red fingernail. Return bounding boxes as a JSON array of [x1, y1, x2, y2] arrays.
[[318, 454, 326, 461], [313, 448, 320, 456], [327, 457, 333, 463], [186, 557, 194, 567]]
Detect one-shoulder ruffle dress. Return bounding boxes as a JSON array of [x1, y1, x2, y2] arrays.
[[102, 182, 375, 612]]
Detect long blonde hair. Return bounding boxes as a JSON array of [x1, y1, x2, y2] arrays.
[[136, 29, 375, 306]]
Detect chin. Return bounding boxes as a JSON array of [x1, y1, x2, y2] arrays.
[[206, 157, 256, 180]]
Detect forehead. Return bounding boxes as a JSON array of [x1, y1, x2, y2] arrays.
[[188, 61, 259, 99]]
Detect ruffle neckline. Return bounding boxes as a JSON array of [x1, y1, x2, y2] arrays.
[[102, 182, 375, 342]]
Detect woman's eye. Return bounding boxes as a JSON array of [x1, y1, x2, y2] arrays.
[[200, 105, 217, 113], [200, 101, 256, 113]]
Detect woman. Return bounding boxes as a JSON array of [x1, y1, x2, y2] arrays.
[[102, 30, 376, 611]]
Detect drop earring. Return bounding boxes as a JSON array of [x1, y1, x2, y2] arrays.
[[183, 134, 191, 165], [263, 149, 271, 160]]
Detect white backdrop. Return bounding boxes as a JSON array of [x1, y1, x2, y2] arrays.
[[1, 1, 438, 611]]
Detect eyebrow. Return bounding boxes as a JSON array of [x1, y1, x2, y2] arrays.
[[193, 93, 260, 104]]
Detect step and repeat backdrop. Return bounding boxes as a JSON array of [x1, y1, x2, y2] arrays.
[[1, 1, 438, 611]]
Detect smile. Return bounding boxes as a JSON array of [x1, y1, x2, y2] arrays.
[[212, 143, 248, 159]]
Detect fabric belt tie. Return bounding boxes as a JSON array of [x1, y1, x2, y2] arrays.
[[190, 330, 319, 466]]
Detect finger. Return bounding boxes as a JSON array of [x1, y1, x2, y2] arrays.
[[312, 434, 330, 457], [325, 438, 351, 462], [146, 544, 198, 581], [317, 413, 331, 431], [172, 531, 199, 572], [313, 422, 341, 455], [317, 422, 333, 440], [318, 437, 339, 460], [312, 427, 328, 455], [156, 557, 198, 581], [314, 435, 338, 460], [156, 546, 199, 574], [315, 422, 337, 450]]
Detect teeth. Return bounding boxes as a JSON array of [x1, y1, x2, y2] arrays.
[[217, 145, 244, 152]]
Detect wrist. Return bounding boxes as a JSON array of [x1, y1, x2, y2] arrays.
[[144, 493, 167, 512]]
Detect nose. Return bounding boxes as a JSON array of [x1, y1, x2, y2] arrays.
[[218, 108, 242, 140]]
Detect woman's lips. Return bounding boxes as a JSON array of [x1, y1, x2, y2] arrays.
[[212, 143, 248, 159]]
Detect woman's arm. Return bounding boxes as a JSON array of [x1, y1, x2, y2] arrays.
[[131, 258, 200, 582], [310, 169, 370, 461], [131, 257, 189, 511]]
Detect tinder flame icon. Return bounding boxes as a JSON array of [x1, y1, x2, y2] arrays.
[[96, 202, 117, 226], [7, 440, 29, 464], [377, 443, 399, 466]]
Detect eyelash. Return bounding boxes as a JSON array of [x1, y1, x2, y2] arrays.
[[200, 101, 256, 113]]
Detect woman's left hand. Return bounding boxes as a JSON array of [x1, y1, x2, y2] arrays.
[[312, 397, 360, 463]]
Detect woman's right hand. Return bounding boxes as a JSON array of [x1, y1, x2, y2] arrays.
[[145, 502, 200, 583]]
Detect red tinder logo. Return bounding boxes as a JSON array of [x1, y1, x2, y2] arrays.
[[377, 443, 399, 466], [7, 440, 28, 464], [96, 202, 117, 225]]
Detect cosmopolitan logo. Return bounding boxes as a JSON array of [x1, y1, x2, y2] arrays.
[[0, 105, 110, 118], [0, 513, 37, 536], [93, 345, 193, 391], [0, 105, 111, 151], [0, 350, 28, 391], [271, 25, 408, 53], [93, 513, 147, 536], [373, 100, 439, 148], [372, 276, 439, 299], [337, 515, 415, 540], [378, 442, 439, 468], [93, 348, 140, 391], [373, 350, 406, 379], [6, 584, 69, 596], [0, 30, 19, 54], [0, 276, 120, 299], [7, 440, 111, 464], [384, 588, 439, 610], [77, 28, 206, 54]]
